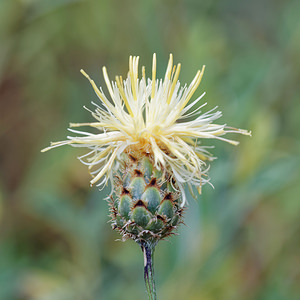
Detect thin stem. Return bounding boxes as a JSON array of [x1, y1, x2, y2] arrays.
[[141, 242, 157, 300]]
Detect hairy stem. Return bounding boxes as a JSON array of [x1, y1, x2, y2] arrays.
[[141, 242, 157, 300]]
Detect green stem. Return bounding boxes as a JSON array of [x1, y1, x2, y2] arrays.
[[141, 242, 157, 300]]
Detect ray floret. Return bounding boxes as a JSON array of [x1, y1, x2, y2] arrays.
[[42, 54, 251, 204]]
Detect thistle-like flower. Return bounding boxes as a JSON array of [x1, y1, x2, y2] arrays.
[[42, 54, 250, 299]]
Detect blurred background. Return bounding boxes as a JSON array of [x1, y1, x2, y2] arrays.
[[0, 0, 300, 299]]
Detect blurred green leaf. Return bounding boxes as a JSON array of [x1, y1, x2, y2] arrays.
[[1, 0, 300, 299]]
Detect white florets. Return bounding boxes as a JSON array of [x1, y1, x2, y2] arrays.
[[42, 54, 251, 204]]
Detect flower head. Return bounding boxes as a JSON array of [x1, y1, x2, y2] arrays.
[[42, 54, 250, 204]]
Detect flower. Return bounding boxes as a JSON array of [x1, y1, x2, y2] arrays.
[[42, 54, 250, 204]]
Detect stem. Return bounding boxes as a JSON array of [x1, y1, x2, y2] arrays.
[[141, 242, 157, 300]]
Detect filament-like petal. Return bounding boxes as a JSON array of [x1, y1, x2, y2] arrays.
[[42, 54, 250, 196]]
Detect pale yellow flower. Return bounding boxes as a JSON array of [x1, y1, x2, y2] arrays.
[[42, 54, 250, 204]]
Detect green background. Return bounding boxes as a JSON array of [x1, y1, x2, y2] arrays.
[[0, 0, 299, 299]]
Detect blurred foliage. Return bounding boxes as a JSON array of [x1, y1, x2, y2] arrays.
[[0, 0, 300, 299]]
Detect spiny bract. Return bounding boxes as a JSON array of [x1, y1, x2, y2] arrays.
[[110, 150, 184, 245]]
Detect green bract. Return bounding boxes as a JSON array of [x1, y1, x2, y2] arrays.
[[109, 151, 184, 246]]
